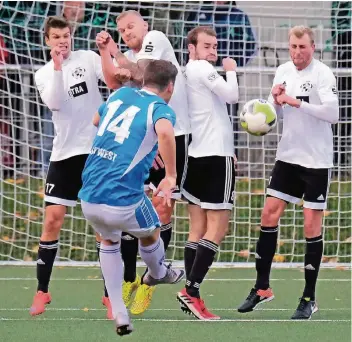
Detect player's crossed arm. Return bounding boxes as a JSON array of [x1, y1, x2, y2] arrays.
[[275, 68, 338, 124], [267, 65, 286, 116], [271, 84, 286, 105]]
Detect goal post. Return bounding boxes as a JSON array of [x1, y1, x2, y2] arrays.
[[0, 1, 351, 267]]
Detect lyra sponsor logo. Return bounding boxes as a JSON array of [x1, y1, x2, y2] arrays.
[[68, 81, 88, 98]]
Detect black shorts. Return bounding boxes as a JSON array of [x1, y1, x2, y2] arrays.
[[182, 155, 235, 210], [45, 154, 88, 207], [267, 160, 331, 210], [145, 134, 190, 200]]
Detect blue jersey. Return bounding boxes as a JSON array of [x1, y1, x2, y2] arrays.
[[78, 87, 176, 206]]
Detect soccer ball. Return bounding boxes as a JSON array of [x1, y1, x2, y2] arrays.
[[239, 99, 277, 136]]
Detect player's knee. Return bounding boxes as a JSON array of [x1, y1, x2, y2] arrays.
[[222, 224, 229, 236], [140, 236, 153, 247], [204, 222, 229, 245], [43, 209, 65, 238], [304, 211, 323, 238], [261, 202, 282, 226], [140, 230, 159, 247], [304, 224, 321, 239], [189, 219, 208, 242], [205, 210, 230, 240], [188, 228, 204, 243]]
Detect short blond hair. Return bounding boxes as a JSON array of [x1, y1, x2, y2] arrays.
[[116, 10, 143, 23], [289, 26, 315, 44]]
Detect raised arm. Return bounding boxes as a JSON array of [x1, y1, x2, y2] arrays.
[[96, 31, 132, 89], [114, 50, 143, 86], [199, 58, 239, 104], [115, 30, 170, 87], [95, 31, 143, 87], [35, 46, 65, 111]]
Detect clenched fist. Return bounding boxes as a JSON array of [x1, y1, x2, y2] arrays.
[[114, 67, 131, 84], [50, 46, 64, 70], [222, 57, 237, 72], [96, 30, 110, 49], [96, 31, 118, 56], [271, 84, 286, 105]]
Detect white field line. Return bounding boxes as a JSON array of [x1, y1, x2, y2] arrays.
[[0, 262, 350, 269], [0, 308, 350, 312], [0, 278, 349, 281], [0, 318, 350, 323]]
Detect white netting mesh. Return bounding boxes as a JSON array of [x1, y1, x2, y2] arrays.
[[0, 1, 351, 265]]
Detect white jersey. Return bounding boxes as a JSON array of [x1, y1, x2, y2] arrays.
[[35, 50, 105, 161], [133, 30, 190, 136], [185, 59, 239, 158], [269, 59, 339, 169]]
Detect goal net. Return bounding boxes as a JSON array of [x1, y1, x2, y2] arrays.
[[0, 1, 351, 266]]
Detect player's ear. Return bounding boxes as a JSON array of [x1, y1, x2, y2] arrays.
[[143, 21, 148, 32], [188, 44, 195, 54], [45, 36, 51, 48], [168, 81, 174, 95]]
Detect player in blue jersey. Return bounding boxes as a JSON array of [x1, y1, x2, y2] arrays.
[[78, 60, 185, 336]]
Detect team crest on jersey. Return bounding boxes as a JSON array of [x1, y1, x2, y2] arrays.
[[300, 81, 313, 92], [72, 67, 86, 79], [332, 85, 337, 95], [208, 71, 220, 82]]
